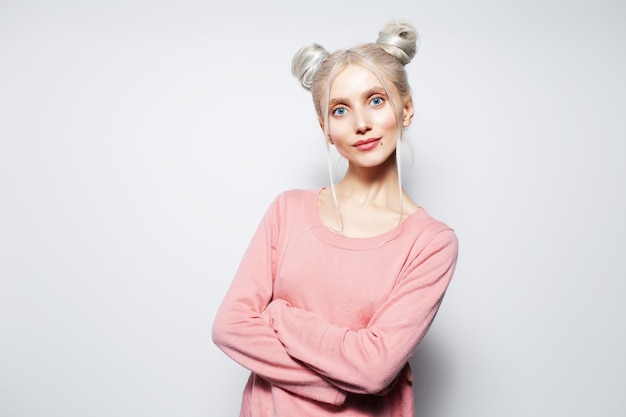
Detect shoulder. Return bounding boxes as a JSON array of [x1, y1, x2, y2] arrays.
[[270, 188, 317, 209], [390, 211, 459, 281], [275, 188, 316, 201], [262, 188, 318, 220], [403, 209, 459, 254]]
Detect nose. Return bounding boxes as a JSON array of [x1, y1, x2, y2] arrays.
[[353, 109, 372, 134]]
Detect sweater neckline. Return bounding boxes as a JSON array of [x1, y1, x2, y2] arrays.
[[304, 188, 425, 250]]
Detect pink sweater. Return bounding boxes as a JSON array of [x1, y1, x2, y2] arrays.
[[212, 189, 458, 416]]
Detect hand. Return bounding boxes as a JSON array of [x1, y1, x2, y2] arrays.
[[403, 362, 413, 383]]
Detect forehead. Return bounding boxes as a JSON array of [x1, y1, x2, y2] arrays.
[[329, 64, 385, 97]]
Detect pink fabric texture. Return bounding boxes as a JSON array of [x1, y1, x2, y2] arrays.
[[212, 189, 458, 416]]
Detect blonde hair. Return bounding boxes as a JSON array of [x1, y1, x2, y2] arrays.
[[291, 19, 420, 226]]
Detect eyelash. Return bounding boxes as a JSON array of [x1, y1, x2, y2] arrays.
[[331, 95, 386, 116], [332, 107, 347, 116], [370, 96, 384, 106]]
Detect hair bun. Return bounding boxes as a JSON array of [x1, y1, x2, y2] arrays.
[[376, 19, 420, 65], [291, 43, 329, 91]]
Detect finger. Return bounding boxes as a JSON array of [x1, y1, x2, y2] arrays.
[[404, 364, 413, 382]]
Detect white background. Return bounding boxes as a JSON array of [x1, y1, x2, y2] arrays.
[[1, 0, 625, 416]]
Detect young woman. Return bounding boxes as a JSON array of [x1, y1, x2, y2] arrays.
[[212, 19, 458, 417]]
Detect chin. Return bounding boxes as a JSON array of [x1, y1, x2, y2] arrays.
[[353, 157, 395, 169]]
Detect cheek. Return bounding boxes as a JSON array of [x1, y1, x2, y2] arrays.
[[374, 110, 399, 131], [328, 120, 350, 141]]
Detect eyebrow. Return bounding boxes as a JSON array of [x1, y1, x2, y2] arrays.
[[329, 87, 387, 107]]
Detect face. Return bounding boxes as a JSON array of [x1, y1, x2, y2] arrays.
[[325, 64, 413, 169]]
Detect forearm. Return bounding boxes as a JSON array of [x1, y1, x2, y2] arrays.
[[212, 195, 347, 406], [213, 300, 347, 405], [263, 230, 458, 394], [263, 299, 430, 394]]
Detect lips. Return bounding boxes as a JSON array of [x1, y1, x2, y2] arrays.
[[353, 137, 381, 151]]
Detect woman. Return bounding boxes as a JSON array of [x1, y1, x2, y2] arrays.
[[212, 19, 458, 416]]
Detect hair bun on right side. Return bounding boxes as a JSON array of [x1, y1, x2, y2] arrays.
[[376, 19, 420, 65], [291, 43, 330, 91]]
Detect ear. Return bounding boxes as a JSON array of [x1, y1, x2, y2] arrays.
[[402, 99, 414, 128], [319, 119, 334, 145]]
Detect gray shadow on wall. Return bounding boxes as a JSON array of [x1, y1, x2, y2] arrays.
[[410, 336, 453, 417]]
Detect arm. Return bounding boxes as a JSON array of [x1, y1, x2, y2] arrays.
[[211, 196, 347, 406], [263, 229, 458, 395]]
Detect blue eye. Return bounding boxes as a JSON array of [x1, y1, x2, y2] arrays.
[[371, 97, 384, 106], [332, 107, 347, 116]]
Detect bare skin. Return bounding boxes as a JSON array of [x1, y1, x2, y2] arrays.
[[318, 156, 420, 238], [316, 64, 420, 392], [318, 64, 420, 238]]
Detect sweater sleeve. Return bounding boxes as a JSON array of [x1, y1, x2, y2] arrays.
[[211, 195, 347, 406], [263, 228, 458, 395]]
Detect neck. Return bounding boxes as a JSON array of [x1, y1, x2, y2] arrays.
[[335, 153, 402, 206]]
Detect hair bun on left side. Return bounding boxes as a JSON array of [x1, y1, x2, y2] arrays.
[[376, 19, 420, 65], [291, 43, 330, 91]]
